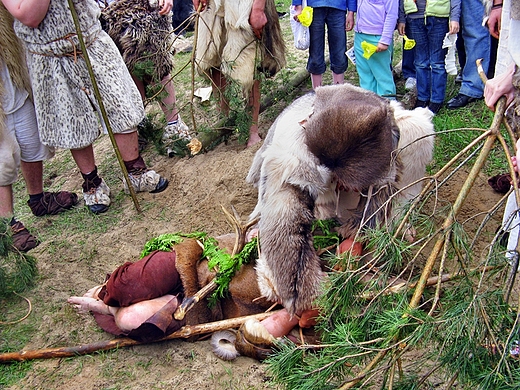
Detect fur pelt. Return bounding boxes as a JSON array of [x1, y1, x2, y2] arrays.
[[247, 83, 435, 314], [100, 0, 175, 81], [174, 235, 272, 341]]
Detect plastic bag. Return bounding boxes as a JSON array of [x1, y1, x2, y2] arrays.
[[290, 4, 311, 50], [442, 33, 458, 75]]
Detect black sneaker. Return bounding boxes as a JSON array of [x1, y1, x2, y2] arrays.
[[428, 102, 443, 114], [414, 99, 429, 109]]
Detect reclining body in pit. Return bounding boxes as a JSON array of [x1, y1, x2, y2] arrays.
[[69, 84, 434, 360]]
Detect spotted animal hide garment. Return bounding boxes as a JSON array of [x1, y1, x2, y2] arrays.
[[13, 0, 144, 149]]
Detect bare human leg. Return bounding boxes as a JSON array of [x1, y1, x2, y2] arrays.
[[247, 79, 262, 147]]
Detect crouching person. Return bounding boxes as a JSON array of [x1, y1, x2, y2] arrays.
[[239, 83, 435, 356]]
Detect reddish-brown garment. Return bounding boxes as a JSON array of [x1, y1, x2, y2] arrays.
[[94, 250, 185, 341], [98, 250, 183, 306]]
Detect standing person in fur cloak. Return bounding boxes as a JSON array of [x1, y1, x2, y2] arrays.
[[0, 4, 77, 251], [98, 0, 191, 154], [192, 0, 286, 147], [246, 83, 435, 316]]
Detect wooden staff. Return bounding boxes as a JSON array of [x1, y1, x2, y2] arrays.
[[0, 311, 277, 363], [67, 0, 141, 212]]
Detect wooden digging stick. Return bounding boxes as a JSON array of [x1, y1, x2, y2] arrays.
[[0, 311, 278, 363], [67, 0, 141, 212], [173, 206, 259, 320]]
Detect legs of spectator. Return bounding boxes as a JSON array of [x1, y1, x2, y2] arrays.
[[311, 73, 323, 88], [403, 22, 416, 90], [327, 8, 348, 86], [308, 7, 327, 90], [427, 17, 449, 113], [355, 32, 395, 97], [332, 72, 344, 84], [409, 18, 431, 107], [247, 79, 262, 147], [447, 0, 490, 109], [354, 33, 378, 94]]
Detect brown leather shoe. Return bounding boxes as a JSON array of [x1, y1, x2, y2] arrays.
[[11, 221, 40, 252], [28, 191, 78, 217]]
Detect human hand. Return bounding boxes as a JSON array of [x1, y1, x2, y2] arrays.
[[158, 0, 173, 15], [345, 11, 354, 31], [249, 4, 267, 39], [376, 42, 389, 52], [514, 139, 520, 174], [397, 22, 406, 35], [484, 63, 516, 110], [293, 4, 302, 22], [192, 0, 206, 12], [487, 6, 502, 39], [449, 20, 459, 35]]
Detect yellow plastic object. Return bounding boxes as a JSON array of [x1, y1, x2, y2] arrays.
[[361, 41, 377, 59], [403, 35, 416, 50], [299, 6, 313, 27]]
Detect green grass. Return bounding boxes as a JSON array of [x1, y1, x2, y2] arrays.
[[1, 6, 512, 389]]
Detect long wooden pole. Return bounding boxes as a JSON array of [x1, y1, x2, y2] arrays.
[[0, 311, 277, 363], [67, 0, 141, 212]]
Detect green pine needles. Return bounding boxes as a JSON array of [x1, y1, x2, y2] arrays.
[[141, 232, 258, 304], [0, 218, 38, 298], [265, 183, 520, 389]]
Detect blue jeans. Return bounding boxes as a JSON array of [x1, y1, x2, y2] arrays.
[[459, 0, 490, 98], [408, 16, 449, 104], [402, 22, 416, 79], [307, 7, 348, 75]]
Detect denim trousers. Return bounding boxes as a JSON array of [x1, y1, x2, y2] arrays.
[[402, 22, 416, 80], [307, 7, 348, 75], [408, 16, 449, 104], [459, 0, 490, 98]]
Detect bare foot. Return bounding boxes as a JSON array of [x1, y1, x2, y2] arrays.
[[84, 285, 103, 299], [67, 296, 112, 315], [246, 129, 261, 148], [261, 308, 299, 338]]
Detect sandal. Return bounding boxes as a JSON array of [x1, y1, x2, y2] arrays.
[[11, 221, 40, 252]]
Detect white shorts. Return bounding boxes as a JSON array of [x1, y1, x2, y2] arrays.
[[0, 98, 54, 186]]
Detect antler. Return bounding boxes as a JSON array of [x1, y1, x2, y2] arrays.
[[173, 206, 259, 320]]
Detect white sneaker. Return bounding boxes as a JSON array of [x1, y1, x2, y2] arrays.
[[83, 179, 111, 214], [163, 116, 191, 141], [405, 77, 417, 90], [124, 170, 169, 194]]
